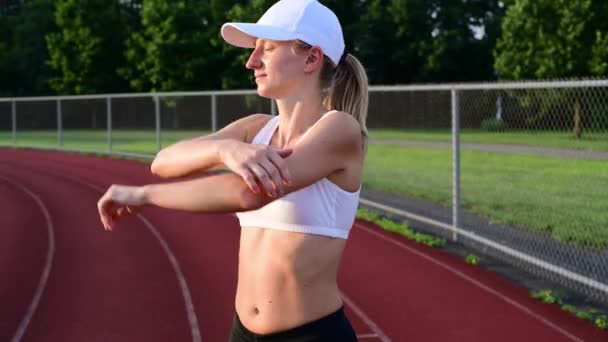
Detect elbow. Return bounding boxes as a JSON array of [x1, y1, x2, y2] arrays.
[[238, 186, 268, 211], [150, 153, 171, 178]]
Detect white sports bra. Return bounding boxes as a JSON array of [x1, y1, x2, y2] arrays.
[[235, 113, 361, 239]]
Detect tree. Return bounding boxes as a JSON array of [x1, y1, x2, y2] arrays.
[[12, 0, 56, 95], [420, 0, 507, 82], [494, 0, 608, 79], [121, 0, 228, 92], [493, 0, 608, 137], [46, 0, 128, 94], [353, 0, 431, 84]]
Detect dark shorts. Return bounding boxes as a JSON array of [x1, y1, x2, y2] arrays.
[[228, 306, 358, 342]]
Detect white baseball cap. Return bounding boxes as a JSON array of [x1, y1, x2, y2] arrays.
[[221, 0, 345, 65]]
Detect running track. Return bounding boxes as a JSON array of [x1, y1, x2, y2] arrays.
[[1, 149, 605, 341]]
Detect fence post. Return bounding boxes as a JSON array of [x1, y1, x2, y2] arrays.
[[271, 98, 277, 116], [107, 97, 112, 153], [57, 99, 63, 147], [11, 100, 16, 146], [451, 88, 461, 242], [211, 94, 217, 132], [155, 95, 161, 152]]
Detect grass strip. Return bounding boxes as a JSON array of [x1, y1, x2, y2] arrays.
[[530, 289, 608, 332], [370, 129, 608, 151], [356, 208, 446, 248]]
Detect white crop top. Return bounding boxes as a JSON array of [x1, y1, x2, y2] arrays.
[[235, 114, 361, 239]]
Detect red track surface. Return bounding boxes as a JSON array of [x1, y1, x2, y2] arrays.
[[1, 149, 605, 341]]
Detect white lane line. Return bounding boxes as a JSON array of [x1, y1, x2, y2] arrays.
[[357, 333, 381, 339], [0, 175, 55, 342], [353, 222, 585, 342], [16, 158, 382, 341], [7, 164, 202, 342], [137, 215, 202, 342], [341, 291, 391, 342], [66, 177, 202, 342]]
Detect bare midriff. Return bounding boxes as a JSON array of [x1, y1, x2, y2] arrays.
[[235, 225, 347, 335]]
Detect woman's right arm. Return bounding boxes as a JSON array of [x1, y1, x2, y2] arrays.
[[150, 114, 270, 178]]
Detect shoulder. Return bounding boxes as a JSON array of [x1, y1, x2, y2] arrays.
[[313, 110, 362, 145]]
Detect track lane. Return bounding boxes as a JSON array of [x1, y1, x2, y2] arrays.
[[5, 150, 382, 340], [0, 161, 193, 341], [0, 176, 52, 342], [2, 149, 607, 341]]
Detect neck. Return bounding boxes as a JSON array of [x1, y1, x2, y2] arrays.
[[274, 91, 327, 147]]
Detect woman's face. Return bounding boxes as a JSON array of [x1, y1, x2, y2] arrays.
[[246, 39, 307, 98]]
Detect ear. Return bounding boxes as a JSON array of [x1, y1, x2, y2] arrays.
[[303, 46, 324, 73]]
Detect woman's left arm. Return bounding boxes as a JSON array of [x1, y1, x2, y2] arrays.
[[97, 111, 361, 231]]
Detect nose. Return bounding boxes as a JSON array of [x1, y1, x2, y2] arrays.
[[246, 47, 262, 70]]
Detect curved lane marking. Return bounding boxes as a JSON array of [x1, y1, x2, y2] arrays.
[[0, 174, 55, 342], [2, 164, 202, 342], [65, 176, 202, 342]]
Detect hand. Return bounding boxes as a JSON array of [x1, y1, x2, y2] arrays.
[[97, 184, 146, 231], [219, 140, 292, 197]]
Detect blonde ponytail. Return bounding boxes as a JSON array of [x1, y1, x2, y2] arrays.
[[326, 54, 369, 141], [293, 40, 369, 150]]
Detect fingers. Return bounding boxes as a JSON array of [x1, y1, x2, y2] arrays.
[[236, 167, 260, 194], [248, 162, 278, 197], [259, 159, 284, 196], [268, 149, 292, 186], [97, 194, 114, 231]]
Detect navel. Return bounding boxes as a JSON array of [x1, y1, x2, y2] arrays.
[[253, 307, 259, 315]]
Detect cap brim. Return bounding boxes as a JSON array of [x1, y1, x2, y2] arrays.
[[221, 23, 294, 48]]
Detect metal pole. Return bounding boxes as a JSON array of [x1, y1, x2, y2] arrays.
[[57, 99, 63, 146], [211, 94, 217, 132], [271, 99, 277, 116], [11, 100, 16, 146], [155, 95, 161, 151], [451, 88, 461, 242], [107, 97, 112, 153]]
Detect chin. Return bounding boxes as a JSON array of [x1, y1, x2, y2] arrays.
[[256, 86, 278, 99]]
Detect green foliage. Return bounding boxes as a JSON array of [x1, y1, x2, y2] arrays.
[[46, 0, 128, 94], [355, 208, 446, 248], [419, 0, 507, 82], [465, 254, 480, 265], [120, 0, 229, 92], [590, 31, 608, 76], [0, 0, 57, 96], [530, 289, 561, 304], [531, 289, 608, 331], [596, 315, 607, 330], [495, 0, 608, 79]]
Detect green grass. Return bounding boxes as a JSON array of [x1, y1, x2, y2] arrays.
[[370, 129, 608, 151], [364, 145, 608, 248], [0, 129, 209, 153], [4, 129, 608, 151], [2, 129, 607, 248]]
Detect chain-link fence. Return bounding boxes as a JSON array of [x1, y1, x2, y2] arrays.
[[1, 80, 607, 305]]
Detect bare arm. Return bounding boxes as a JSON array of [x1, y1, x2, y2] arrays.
[[145, 111, 362, 212], [98, 111, 361, 230], [150, 114, 271, 178]]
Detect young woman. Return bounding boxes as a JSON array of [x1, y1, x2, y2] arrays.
[[97, 0, 369, 340]]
